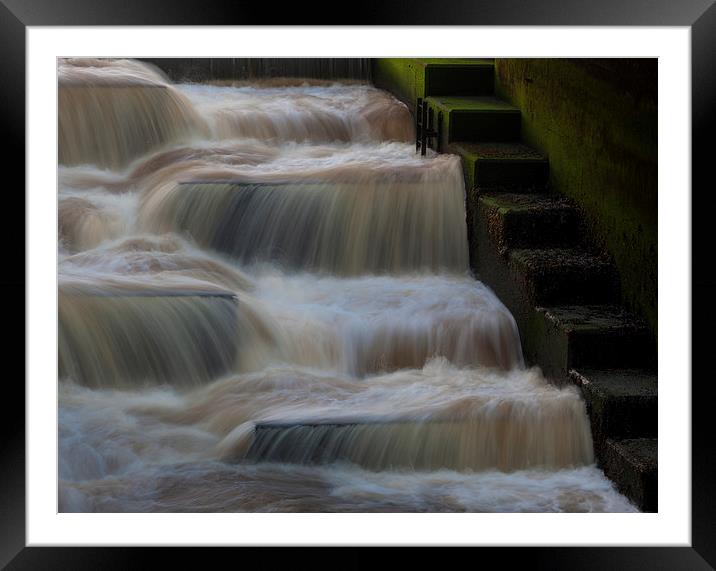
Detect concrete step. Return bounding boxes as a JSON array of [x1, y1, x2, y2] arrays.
[[509, 248, 618, 305], [417, 59, 495, 97], [425, 96, 521, 146], [570, 369, 657, 446], [601, 438, 657, 512], [372, 59, 494, 111], [530, 305, 656, 377], [451, 143, 549, 191], [478, 192, 580, 250]]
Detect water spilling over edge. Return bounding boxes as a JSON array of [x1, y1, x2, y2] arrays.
[[57, 59, 637, 513]]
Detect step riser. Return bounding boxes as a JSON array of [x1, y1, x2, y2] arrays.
[[566, 330, 655, 370], [570, 372, 657, 443], [529, 314, 655, 378], [491, 207, 580, 249], [473, 160, 549, 191], [584, 395, 657, 442], [512, 261, 618, 306], [450, 143, 549, 192], [448, 112, 521, 144], [425, 66, 494, 97]]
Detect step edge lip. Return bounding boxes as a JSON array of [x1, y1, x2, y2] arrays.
[[603, 437, 658, 470], [569, 368, 659, 384], [571, 371, 659, 399], [508, 248, 616, 267], [477, 197, 577, 213], [534, 305, 651, 333], [425, 96, 520, 113]]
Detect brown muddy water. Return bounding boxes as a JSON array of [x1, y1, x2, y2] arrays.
[[58, 58, 636, 513]]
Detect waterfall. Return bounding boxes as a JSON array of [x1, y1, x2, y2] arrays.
[[59, 288, 241, 387], [58, 58, 207, 169], [139, 177, 469, 275], [56, 58, 636, 513]]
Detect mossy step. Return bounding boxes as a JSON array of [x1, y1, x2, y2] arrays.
[[451, 143, 549, 191], [425, 96, 521, 145], [417, 60, 494, 97], [478, 193, 579, 250], [570, 369, 657, 447], [530, 305, 655, 377], [509, 248, 618, 305], [372, 59, 494, 111], [601, 438, 657, 512]]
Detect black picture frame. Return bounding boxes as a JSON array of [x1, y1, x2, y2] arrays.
[[3, 0, 714, 568]]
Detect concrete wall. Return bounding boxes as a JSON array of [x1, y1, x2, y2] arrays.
[[494, 59, 657, 336], [140, 58, 372, 82]]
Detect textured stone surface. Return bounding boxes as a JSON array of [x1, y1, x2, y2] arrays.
[[529, 305, 656, 377], [602, 438, 658, 512], [472, 187, 655, 378], [509, 248, 617, 305], [570, 368, 658, 445], [478, 192, 579, 249]]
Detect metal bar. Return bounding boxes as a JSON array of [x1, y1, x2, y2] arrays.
[[420, 100, 428, 156], [415, 97, 423, 153]]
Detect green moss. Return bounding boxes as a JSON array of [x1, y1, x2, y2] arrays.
[[371, 59, 425, 111], [495, 59, 657, 336], [427, 96, 517, 113]]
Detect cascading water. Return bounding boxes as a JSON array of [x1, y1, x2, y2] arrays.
[[58, 58, 637, 513]]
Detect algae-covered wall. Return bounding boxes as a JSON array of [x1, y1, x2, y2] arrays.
[[372, 59, 425, 112], [494, 59, 657, 335]]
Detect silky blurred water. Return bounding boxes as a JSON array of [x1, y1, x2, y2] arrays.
[[57, 59, 637, 513]]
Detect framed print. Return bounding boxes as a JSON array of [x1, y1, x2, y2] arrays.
[[4, 0, 715, 567]]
